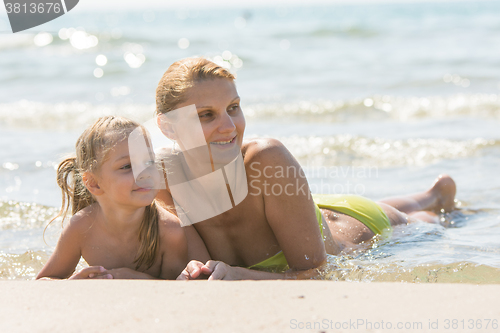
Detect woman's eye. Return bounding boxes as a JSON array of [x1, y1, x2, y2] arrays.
[[120, 164, 131, 170], [199, 112, 212, 119], [228, 104, 240, 112]]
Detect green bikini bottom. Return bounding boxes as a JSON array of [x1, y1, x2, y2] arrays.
[[249, 194, 392, 272]]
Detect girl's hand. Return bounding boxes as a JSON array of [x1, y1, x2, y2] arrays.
[[69, 266, 113, 279], [176, 260, 210, 280]]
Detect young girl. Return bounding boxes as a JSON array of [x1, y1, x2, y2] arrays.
[[36, 116, 209, 280], [154, 57, 457, 280]]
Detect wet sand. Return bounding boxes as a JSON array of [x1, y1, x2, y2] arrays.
[[1, 280, 499, 332]]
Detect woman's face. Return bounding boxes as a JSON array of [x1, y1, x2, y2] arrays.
[[175, 78, 246, 162]]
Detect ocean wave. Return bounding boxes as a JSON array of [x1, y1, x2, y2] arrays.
[[0, 200, 58, 231], [323, 258, 500, 284], [2, 94, 500, 130], [0, 100, 156, 130], [0, 250, 88, 280], [245, 94, 500, 121], [279, 135, 498, 167], [273, 25, 378, 39], [0, 251, 47, 280], [0, 34, 36, 51]]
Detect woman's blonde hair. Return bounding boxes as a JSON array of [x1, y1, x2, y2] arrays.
[[156, 57, 235, 115], [48, 116, 160, 270]]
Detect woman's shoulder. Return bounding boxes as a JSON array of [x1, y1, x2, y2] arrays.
[[242, 138, 289, 162], [242, 138, 297, 175]]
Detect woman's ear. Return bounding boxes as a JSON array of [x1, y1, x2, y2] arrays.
[[156, 114, 176, 140], [82, 172, 103, 196]]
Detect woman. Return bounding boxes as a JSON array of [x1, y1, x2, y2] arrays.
[[154, 57, 456, 280]]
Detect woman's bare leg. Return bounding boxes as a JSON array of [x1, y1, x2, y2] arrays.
[[378, 174, 456, 214], [408, 211, 439, 224], [377, 174, 456, 226], [323, 174, 456, 250]]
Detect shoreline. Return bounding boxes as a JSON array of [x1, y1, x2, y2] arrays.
[[1, 280, 499, 332]]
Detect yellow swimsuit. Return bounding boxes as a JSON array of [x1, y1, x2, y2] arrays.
[[249, 194, 392, 272]]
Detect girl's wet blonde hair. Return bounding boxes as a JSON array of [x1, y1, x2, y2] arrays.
[[49, 116, 160, 270], [156, 57, 235, 115]]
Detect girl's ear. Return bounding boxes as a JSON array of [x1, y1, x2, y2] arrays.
[[156, 114, 176, 140], [82, 172, 103, 196]]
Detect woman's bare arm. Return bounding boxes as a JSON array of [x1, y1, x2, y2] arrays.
[[246, 139, 327, 270]]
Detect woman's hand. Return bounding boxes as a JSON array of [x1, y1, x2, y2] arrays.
[[178, 260, 288, 280], [68, 266, 112, 279], [203, 260, 237, 280], [177, 260, 239, 280], [176, 260, 236, 280], [176, 260, 211, 280]]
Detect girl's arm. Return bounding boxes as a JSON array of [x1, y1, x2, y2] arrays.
[[155, 197, 211, 279], [36, 216, 109, 280], [183, 225, 211, 263], [157, 211, 205, 280]]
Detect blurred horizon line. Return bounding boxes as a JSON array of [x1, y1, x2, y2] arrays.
[[77, 0, 489, 10], [0, 0, 488, 14]]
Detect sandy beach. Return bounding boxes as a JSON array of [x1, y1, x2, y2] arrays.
[[1, 280, 499, 332]]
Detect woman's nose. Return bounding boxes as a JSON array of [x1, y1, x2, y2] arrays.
[[218, 112, 236, 133]]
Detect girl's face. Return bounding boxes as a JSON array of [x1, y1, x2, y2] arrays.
[[94, 139, 159, 208], [175, 78, 246, 161]]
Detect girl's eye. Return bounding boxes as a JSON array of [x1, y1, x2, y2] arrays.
[[120, 164, 131, 170], [228, 104, 240, 112]]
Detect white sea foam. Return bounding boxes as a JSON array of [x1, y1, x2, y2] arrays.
[[279, 135, 499, 167], [244, 94, 500, 121], [2, 94, 500, 130]]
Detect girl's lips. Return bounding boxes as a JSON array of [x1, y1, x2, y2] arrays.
[[133, 185, 157, 192], [133, 187, 152, 192]]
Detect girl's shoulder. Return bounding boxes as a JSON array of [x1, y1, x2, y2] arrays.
[[68, 204, 98, 227], [156, 204, 185, 245], [60, 204, 100, 242]]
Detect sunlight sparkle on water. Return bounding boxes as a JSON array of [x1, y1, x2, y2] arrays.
[[178, 38, 190, 49], [70, 31, 98, 50], [124, 52, 145, 68], [33, 32, 53, 47], [93, 68, 103, 78], [95, 55, 108, 66]]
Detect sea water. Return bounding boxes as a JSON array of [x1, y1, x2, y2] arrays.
[[1, 0, 500, 281]]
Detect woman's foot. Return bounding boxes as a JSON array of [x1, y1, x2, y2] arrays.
[[429, 174, 456, 213]]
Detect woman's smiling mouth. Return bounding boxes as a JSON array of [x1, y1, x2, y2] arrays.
[[210, 135, 237, 145]]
